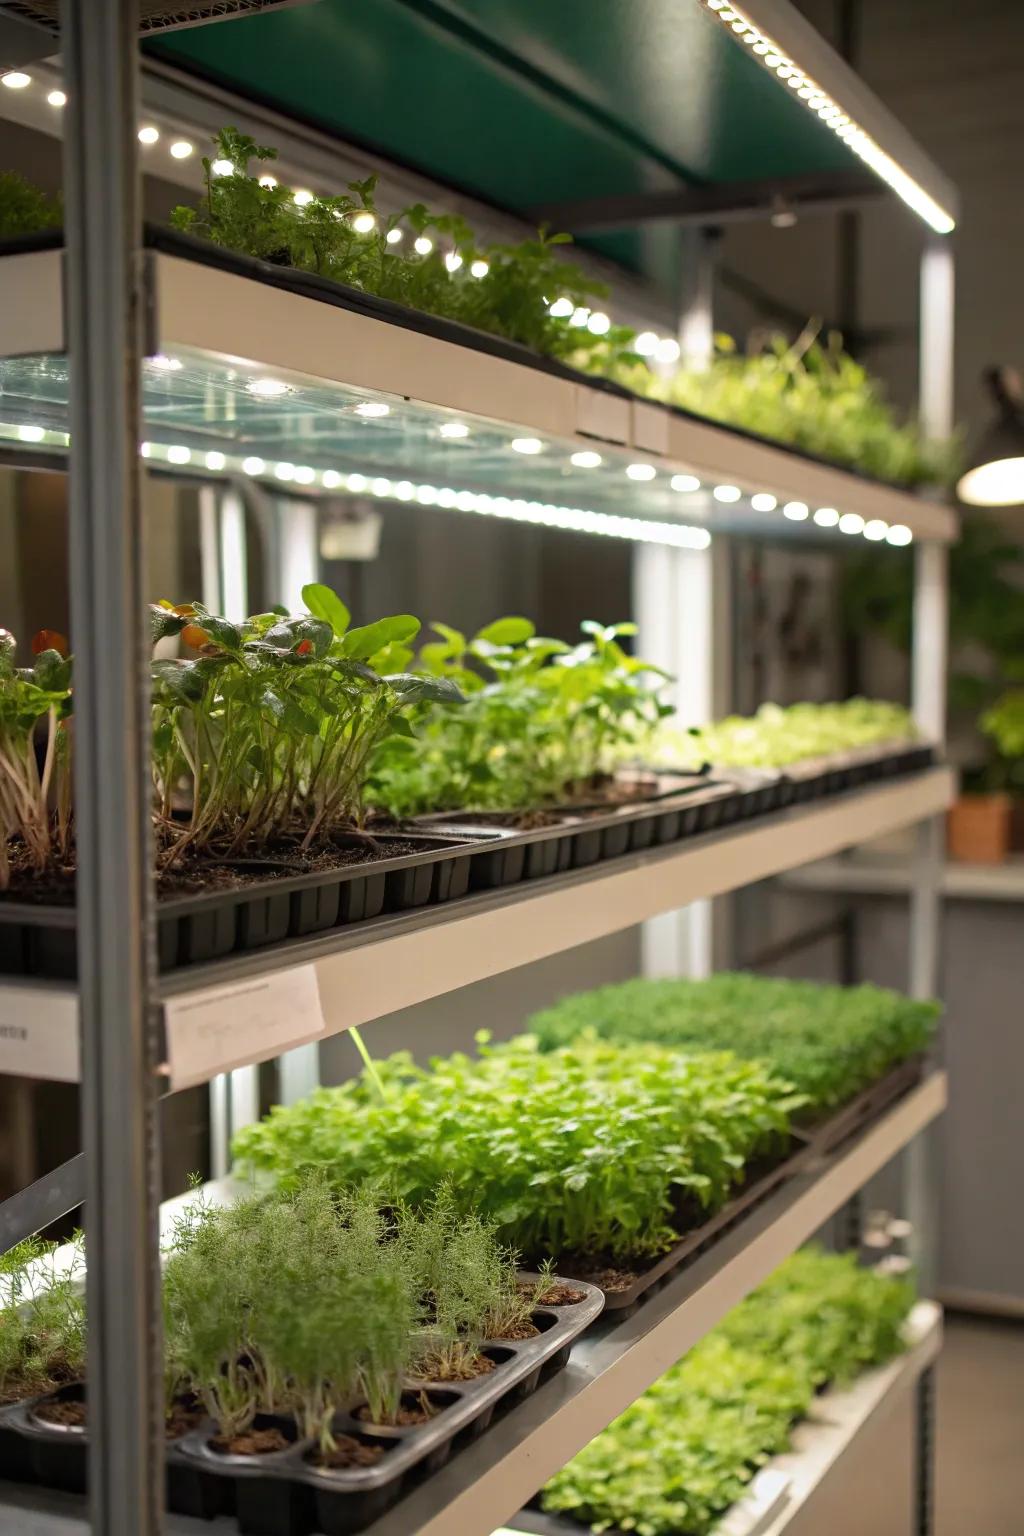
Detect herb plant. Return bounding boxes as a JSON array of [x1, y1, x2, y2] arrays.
[[150, 584, 461, 861], [616, 327, 958, 488], [162, 1177, 530, 1450], [541, 1245, 915, 1536], [0, 1233, 85, 1404], [980, 689, 1024, 795], [529, 973, 939, 1115], [0, 171, 62, 239], [368, 617, 670, 818], [0, 628, 73, 890], [233, 1035, 802, 1264], [171, 130, 634, 373]]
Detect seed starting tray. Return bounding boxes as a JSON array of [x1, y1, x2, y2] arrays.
[[0, 1275, 603, 1535], [800, 1054, 928, 1159]]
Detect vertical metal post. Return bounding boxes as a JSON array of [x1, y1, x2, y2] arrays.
[[914, 1366, 936, 1536], [63, 3, 163, 1532], [637, 227, 730, 980], [905, 236, 954, 1302]]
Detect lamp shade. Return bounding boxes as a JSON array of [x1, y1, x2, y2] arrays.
[[957, 367, 1024, 506]]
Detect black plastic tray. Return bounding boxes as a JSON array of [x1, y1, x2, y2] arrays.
[[800, 1054, 928, 1159], [780, 740, 935, 803], [421, 772, 746, 888], [0, 1277, 603, 1535], [0, 829, 509, 982]]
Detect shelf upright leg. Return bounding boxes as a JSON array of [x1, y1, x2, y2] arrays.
[[635, 228, 730, 980], [914, 1365, 936, 1536], [63, 3, 163, 1532]]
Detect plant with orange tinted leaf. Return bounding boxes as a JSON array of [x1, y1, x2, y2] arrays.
[[0, 628, 73, 889]]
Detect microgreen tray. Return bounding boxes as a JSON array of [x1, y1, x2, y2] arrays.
[[0, 1276, 604, 1536], [801, 1054, 928, 1159]]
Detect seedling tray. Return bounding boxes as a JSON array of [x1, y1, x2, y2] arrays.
[[0, 829, 510, 982], [0, 1278, 603, 1536], [421, 772, 745, 889], [801, 1054, 928, 1159], [781, 739, 936, 803], [558, 1136, 812, 1316]]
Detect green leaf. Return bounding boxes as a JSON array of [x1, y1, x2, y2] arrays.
[[386, 673, 465, 706], [341, 615, 420, 660], [151, 658, 206, 704], [475, 616, 535, 647], [31, 650, 71, 692], [302, 583, 351, 638], [149, 604, 189, 644]]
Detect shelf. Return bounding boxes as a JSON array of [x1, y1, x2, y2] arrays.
[[783, 848, 1024, 903], [0, 1078, 946, 1536], [0, 767, 954, 1089], [0, 240, 955, 547], [505, 1301, 942, 1536]]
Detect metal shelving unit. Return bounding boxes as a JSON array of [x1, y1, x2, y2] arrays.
[[0, 2, 958, 1534]]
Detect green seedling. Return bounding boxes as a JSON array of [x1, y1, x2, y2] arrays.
[[0, 628, 73, 890]]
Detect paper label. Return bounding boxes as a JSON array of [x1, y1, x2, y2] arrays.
[[165, 965, 325, 1090], [0, 984, 80, 1082]]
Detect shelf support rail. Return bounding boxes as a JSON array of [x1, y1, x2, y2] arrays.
[[63, 1, 164, 1532]]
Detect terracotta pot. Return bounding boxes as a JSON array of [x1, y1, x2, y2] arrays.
[[946, 794, 1012, 864]]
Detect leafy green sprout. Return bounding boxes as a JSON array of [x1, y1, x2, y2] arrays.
[[150, 583, 462, 862], [369, 616, 672, 818], [0, 629, 73, 890], [640, 697, 920, 773], [980, 689, 1024, 793]]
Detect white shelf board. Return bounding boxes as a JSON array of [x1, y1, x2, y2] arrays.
[[784, 848, 1024, 903], [0, 1080, 946, 1536], [355, 1074, 946, 1536], [0, 247, 956, 544], [505, 1301, 942, 1536], [0, 769, 954, 1087]]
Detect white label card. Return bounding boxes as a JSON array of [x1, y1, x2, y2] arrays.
[[0, 983, 80, 1082], [165, 965, 326, 1090]]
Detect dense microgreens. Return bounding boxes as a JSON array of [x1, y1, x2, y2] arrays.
[[161, 1178, 528, 1448], [150, 583, 461, 861], [0, 171, 62, 239], [529, 973, 939, 1116], [613, 327, 958, 487], [368, 617, 671, 818], [169, 129, 635, 373], [0, 1233, 86, 1404], [232, 1035, 802, 1264], [541, 1245, 916, 1536], [641, 697, 919, 772], [0, 628, 73, 890]]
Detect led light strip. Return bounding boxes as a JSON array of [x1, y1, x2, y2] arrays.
[[700, 1, 955, 234], [0, 423, 912, 546]]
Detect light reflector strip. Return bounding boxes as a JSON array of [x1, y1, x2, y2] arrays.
[[700, 1, 955, 233]]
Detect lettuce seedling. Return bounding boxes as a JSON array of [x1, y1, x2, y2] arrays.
[[0, 629, 73, 889], [369, 616, 671, 818], [643, 697, 920, 772], [542, 1245, 915, 1536]]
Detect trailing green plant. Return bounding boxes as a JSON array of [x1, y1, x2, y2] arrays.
[[233, 1035, 803, 1264], [368, 617, 671, 818], [0, 628, 73, 890], [149, 584, 461, 861], [0, 171, 62, 239], [0, 1232, 86, 1404], [170, 129, 635, 373], [528, 973, 939, 1115], [541, 1245, 915, 1536], [615, 326, 959, 488], [640, 697, 919, 773]]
